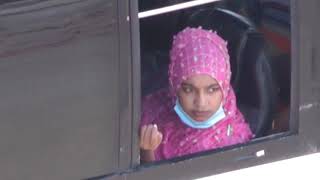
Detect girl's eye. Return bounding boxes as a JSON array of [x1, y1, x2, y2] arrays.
[[208, 87, 219, 93], [183, 87, 192, 93]]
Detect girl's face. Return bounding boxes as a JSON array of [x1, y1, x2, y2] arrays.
[[177, 74, 223, 122]]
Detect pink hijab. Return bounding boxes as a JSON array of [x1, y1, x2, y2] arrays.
[[140, 27, 253, 161]]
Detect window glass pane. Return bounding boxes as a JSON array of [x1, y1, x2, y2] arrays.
[[139, 0, 291, 163]]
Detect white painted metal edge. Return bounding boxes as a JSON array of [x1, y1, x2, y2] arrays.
[[138, 0, 221, 19]]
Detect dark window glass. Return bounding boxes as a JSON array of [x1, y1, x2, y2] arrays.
[[139, 0, 291, 163]]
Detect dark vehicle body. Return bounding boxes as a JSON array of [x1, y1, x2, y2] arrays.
[[0, 0, 319, 179]]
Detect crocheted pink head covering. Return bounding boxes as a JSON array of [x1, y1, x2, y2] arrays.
[[169, 27, 231, 104]]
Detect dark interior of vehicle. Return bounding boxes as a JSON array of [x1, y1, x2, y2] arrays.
[[139, 0, 291, 137]]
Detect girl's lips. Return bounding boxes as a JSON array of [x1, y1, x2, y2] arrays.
[[192, 110, 212, 119]]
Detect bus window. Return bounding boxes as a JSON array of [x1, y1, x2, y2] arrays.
[[138, 0, 291, 163]]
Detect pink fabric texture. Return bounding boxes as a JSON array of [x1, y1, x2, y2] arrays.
[[140, 27, 254, 161]]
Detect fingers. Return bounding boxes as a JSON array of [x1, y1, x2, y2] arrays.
[[145, 125, 153, 146], [152, 125, 163, 149], [150, 125, 158, 148], [140, 124, 163, 151], [140, 125, 147, 148]]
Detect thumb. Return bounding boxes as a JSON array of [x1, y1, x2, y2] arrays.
[[157, 132, 163, 145]]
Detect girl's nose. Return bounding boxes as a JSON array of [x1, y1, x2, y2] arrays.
[[194, 92, 207, 109]]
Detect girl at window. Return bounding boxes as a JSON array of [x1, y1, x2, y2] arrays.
[[140, 27, 253, 162]]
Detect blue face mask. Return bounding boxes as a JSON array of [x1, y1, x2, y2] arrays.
[[174, 99, 226, 129]]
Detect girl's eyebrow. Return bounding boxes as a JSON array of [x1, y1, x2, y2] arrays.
[[181, 82, 193, 87], [181, 82, 219, 88], [208, 83, 220, 88]]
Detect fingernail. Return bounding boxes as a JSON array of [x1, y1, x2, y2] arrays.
[[154, 124, 157, 129]]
